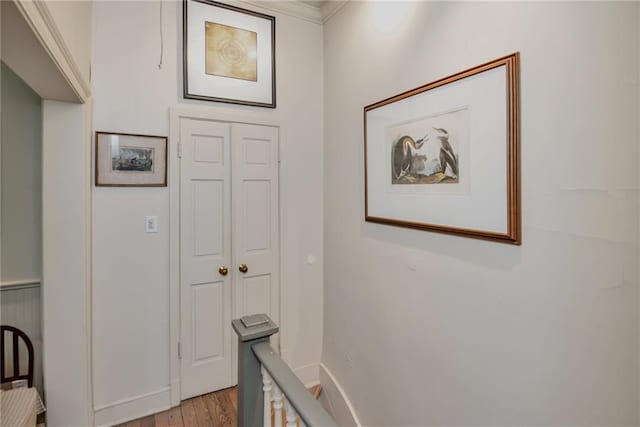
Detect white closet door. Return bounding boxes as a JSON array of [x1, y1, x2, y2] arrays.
[[180, 119, 232, 399], [231, 123, 280, 329]]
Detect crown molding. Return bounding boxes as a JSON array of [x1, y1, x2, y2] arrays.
[[238, 0, 347, 25], [239, 0, 322, 24], [320, 1, 347, 23]]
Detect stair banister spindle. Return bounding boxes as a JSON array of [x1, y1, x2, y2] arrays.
[[285, 397, 297, 427], [273, 382, 284, 427], [262, 366, 273, 427]]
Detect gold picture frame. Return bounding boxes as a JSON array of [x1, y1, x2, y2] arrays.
[[364, 53, 521, 245]]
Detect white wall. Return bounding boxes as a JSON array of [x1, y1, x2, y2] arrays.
[[42, 99, 92, 427], [45, 0, 93, 85], [91, 1, 323, 422], [1, 64, 42, 283], [323, 2, 639, 426]]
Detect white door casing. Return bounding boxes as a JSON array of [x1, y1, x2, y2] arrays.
[[180, 119, 232, 399], [179, 118, 279, 400]]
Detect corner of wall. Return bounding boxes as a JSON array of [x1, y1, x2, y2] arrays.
[[293, 362, 321, 388], [318, 363, 360, 427]]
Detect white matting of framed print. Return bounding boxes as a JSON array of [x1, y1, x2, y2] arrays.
[[95, 131, 168, 187], [364, 53, 521, 244], [183, 0, 276, 108]]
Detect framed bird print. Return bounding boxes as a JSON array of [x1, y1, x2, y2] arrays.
[[364, 53, 521, 244], [183, 0, 276, 108]]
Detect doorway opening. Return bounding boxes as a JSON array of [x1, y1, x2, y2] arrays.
[[177, 117, 281, 400]]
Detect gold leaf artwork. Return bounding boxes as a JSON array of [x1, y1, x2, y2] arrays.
[[205, 21, 257, 82]]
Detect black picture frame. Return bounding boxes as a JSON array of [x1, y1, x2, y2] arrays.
[[183, 0, 276, 108]]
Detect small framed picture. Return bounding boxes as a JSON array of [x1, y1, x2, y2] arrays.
[[95, 131, 167, 187], [364, 53, 521, 244], [183, 0, 276, 108]]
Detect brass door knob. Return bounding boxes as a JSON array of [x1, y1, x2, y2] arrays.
[[218, 266, 228, 276], [238, 264, 248, 273]]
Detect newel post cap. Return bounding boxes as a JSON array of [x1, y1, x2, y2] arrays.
[[232, 314, 279, 342]]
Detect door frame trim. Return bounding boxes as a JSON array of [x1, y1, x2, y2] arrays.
[[169, 107, 288, 406], [13, 0, 91, 102]]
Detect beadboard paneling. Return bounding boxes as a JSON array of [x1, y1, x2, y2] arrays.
[[1, 285, 43, 393]]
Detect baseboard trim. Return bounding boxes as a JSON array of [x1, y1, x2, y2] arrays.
[[319, 363, 361, 427], [94, 387, 171, 427], [293, 362, 320, 388], [280, 348, 291, 364]]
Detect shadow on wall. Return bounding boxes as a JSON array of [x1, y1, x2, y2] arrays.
[[363, 222, 522, 270]]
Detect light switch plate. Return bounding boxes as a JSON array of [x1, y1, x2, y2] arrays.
[[145, 216, 158, 233]]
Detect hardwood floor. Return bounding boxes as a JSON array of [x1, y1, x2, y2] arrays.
[[118, 387, 238, 427], [117, 386, 321, 427]]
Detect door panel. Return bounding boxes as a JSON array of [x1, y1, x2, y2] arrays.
[[244, 180, 271, 252], [232, 123, 280, 332], [193, 135, 224, 164], [180, 119, 232, 400], [193, 180, 223, 256], [243, 274, 272, 315], [192, 282, 224, 362]]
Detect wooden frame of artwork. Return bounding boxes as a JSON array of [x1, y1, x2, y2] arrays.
[[364, 53, 521, 245], [95, 131, 168, 187], [183, 0, 276, 108]]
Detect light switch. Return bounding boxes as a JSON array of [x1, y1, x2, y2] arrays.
[[145, 216, 158, 233]]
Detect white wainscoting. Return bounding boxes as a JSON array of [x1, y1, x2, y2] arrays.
[[0, 281, 43, 393]]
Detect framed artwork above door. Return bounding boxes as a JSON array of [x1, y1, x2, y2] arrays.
[[183, 0, 276, 108]]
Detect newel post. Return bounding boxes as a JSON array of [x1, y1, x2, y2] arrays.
[[232, 314, 279, 427]]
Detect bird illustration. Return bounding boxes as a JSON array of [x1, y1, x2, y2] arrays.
[[392, 135, 428, 180], [433, 127, 458, 178]]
